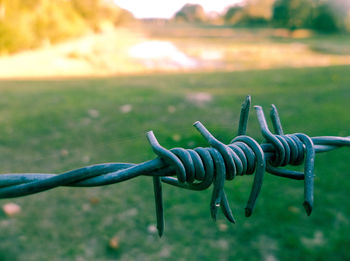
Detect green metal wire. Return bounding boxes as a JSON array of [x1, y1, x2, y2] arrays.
[[0, 96, 349, 236]]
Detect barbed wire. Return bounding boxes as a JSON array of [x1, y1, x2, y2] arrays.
[[0, 96, 349, 237]]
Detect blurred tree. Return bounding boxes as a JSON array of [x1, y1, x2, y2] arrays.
[[222, 0, 349, 32], [332, 0, 350, 31], [32, 1, 87, 43], [224, 6, 245, 24], [312, 2, 339, 32], [70, 0, 101, 27], [272, 0, 345, 32], [346, 11, 350, 31], [174, 4, 207, 23], [71, 0, 133, 30], [0, 0, 132, 54], [272, 0, 314, 30], [224, 0, 275, 26], [245, 0, 276, 19]]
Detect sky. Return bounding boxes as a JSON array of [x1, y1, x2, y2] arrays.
[[115, 1, 243, 19]]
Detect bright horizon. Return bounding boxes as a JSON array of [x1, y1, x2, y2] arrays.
[[115, 1, 243, 19]]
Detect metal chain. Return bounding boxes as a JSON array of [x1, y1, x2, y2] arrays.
[[0, 96, 349, 237]]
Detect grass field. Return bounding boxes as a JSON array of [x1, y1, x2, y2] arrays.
[[0, 65, 349, 260]]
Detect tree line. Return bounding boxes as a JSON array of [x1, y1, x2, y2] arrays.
[[0, 0, 133, 54], [175, 0, 350, 33]]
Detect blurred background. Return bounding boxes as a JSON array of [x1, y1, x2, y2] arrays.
[[0, 0, 349, 260]]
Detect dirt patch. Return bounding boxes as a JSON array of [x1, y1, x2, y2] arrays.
[[186, 92, 213, 105]]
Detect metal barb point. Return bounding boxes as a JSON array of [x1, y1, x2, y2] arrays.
[[0, 96, 349, 236], [303, 201, 313, 216], [238, 95, 251, 136]]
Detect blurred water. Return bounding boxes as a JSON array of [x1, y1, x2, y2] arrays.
[[128, 40, 198, 69]]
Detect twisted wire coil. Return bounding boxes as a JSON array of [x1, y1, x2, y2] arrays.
[[0, 96, 349, 237]]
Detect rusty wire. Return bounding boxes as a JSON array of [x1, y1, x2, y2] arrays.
[[0, 96, 349, 236]]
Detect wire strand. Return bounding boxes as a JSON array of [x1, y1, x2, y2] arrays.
[[0, 96, 349, 236]]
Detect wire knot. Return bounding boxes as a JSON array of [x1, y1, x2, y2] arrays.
[[0, 95, 348, 237], [255, 105, 315, 216]]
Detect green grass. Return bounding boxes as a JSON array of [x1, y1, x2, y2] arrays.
[[0, 66, 349, 260], [272, 33, 350, 55]]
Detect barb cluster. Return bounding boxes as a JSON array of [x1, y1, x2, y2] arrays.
[[0, 96, 349, 236]]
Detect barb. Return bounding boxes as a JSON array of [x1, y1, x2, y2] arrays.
[[0, 96, 349, 236]]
